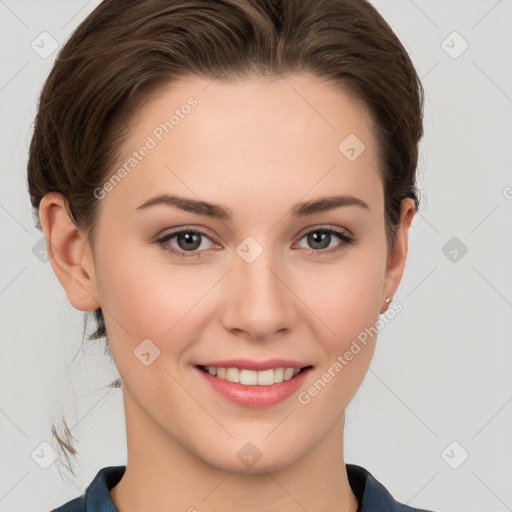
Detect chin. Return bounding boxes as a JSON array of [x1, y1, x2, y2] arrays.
[[207, 453, 300, 475], [196, 436, 307, 475]]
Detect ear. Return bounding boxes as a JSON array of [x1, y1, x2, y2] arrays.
[[382, 197, 416, 304], [38, 192, 100, 311]]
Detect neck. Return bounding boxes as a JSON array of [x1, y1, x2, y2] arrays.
[[110, 390, 359, 512]]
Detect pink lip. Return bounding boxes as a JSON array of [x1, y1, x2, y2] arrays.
[[194, 365, 313, 408], [195, 358, 309, 371]]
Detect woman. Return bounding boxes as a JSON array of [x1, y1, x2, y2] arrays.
[[28, 0, 433, 510]]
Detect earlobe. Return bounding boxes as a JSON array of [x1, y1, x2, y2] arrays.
[[38, 192, 100, 312], [381, 198, 416, 306]]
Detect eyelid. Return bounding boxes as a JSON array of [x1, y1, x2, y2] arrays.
[[157, 223, 353, 240], [156, 224, 356, 260], [156, 225, 217, 242], [295, 223, 354, 240]]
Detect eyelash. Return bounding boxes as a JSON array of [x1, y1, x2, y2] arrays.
[[156, 226, 356, 259]]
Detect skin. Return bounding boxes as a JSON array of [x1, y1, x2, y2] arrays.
[[39, 73, 415, 512]]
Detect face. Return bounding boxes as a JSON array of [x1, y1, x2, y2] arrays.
[[49, 73, 413, 473]]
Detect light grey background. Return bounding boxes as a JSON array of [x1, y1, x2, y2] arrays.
[[1, 1, 511, 511]]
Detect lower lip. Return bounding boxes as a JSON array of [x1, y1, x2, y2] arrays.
[[195, 366, 312, 408]]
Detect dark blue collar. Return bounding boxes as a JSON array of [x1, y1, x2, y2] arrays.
[[51, 463, 434, 512]]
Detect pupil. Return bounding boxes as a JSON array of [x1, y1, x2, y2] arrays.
[[178, 232, 200, 250], [309, 232, 329, 249]]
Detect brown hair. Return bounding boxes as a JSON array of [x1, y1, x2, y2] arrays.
[[27, 0, 424, 475]]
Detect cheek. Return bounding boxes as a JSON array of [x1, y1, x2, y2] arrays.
[[93, 238, 194, 362], [298, 245, 386, 347], [294, 241, 386, 402], [93, 233, 231, 376], [294, 263, 383, 422]]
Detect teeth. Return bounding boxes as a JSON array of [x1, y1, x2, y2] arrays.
[[283, 367, 294, 380], [225, 367, 239, 383], [241, 369, 258, 385], [256, 369, 273, 385], [203, 366, 303, 386]]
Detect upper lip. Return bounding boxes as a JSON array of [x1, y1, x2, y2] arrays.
[[195, 358, 312, 371]]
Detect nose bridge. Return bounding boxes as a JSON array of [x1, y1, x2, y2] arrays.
[[221, 237, 296, 339]]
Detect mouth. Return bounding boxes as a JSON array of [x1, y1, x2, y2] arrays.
[[194, 362, 314, 408], [196, 364, 313, 386]]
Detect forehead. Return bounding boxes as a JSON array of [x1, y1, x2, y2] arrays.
[[133, 72, 375, 144], [103, 73, 383, 218]]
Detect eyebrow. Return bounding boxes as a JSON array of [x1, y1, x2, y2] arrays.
[[135, 193, 370, 220]]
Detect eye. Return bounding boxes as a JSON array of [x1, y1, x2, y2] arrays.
[[295, 227, 355, 256], [156, 226, 356, 259], [156, 228, 216, 259]]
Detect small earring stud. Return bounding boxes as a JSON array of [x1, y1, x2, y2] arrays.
[[380, 296, 392, 314]]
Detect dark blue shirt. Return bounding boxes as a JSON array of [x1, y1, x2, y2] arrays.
[[50, 464, 434, 511]]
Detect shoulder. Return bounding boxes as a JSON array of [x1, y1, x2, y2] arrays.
[[346, 463, 436, 512], [49, 465, 126, 512]]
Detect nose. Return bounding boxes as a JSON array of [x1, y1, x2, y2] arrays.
[[220, 247, 298, 342]]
